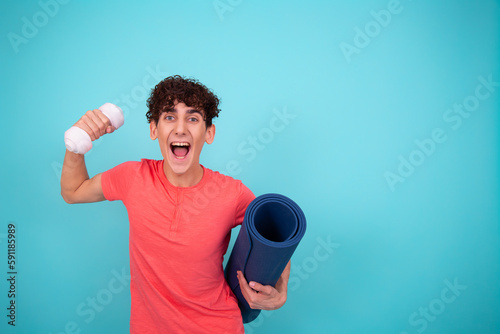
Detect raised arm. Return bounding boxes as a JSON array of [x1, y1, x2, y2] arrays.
[[60, 109, 115, 204]]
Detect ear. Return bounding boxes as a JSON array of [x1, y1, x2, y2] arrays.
[[205, 124, 215, 144], [150, 121, 158, 140]]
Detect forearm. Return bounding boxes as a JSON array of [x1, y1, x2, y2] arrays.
[[60, 150, 104, 203], [61, 150, 89, 202], [275, 260, 291, 295]]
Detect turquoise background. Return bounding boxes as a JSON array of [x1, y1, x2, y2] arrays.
[[1, 0, 499, 333]]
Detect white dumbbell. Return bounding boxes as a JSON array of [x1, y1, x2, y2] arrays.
[[64, 103, 124, 154]]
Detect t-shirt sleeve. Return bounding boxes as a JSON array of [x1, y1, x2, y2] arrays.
[[234, 182, 256, 227], [101, 161, 140, 201]]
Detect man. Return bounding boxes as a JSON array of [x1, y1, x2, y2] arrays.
[[61, 75, 290, 333]]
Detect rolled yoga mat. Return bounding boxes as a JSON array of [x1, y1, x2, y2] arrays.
[[224, 193, 307, 323]]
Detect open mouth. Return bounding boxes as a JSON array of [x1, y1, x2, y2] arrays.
[[170, 142, 190, 159]]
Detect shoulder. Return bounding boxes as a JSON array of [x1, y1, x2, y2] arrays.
[[101, 159, 163, 201], [138, 158, 161, 172], [203, 167, 255, 201], [103, 159, 163, 180], [103, 160, 141, 176], [203, 167, 242, 188], [117, 159, 162, 173]]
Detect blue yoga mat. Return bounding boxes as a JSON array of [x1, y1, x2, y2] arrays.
[[224, 193, 307, 323]]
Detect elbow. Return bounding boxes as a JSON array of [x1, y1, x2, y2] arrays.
[[61, 190, 76, 204]]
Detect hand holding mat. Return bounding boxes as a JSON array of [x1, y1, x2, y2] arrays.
[[225, 193, 307, 323]]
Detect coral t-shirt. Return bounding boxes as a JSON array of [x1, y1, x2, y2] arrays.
[[101, 159, 255, 333]]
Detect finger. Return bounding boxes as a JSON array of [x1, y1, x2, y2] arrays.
[[76, 111, 100, 140], [89, 109, 111, 137], [93, 109, 115, 134], [248, 281, 274, 296], [237, 271, 259, 307], [105, 125, 116, 134], [94, 109, 115, 131], [76, 110, 108, 140], [237, 271, 263, 295], [237, 271, 250, 293], [74, 118, 97, 141]]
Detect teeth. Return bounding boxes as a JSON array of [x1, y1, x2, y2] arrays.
[[171, 142, 190, 146]]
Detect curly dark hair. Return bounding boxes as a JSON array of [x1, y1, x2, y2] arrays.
[[146, 75, 220, 127]]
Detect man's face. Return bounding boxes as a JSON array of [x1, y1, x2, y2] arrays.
[[150, 101, 215, 177]]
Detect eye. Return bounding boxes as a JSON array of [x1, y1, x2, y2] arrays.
[[188, 117, 199, 122], [164, 114, 174, 121]]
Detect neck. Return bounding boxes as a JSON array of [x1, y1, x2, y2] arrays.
[[163, 162, 204, 187]]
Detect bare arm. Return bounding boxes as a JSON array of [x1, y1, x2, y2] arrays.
[[60, 109, 115, 204], [61, 150, 105, 203]]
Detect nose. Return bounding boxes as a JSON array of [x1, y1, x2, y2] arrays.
[[174, 118, 186, 135]]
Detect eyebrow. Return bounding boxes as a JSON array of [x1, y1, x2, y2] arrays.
[[164, 108, 204, 117]]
